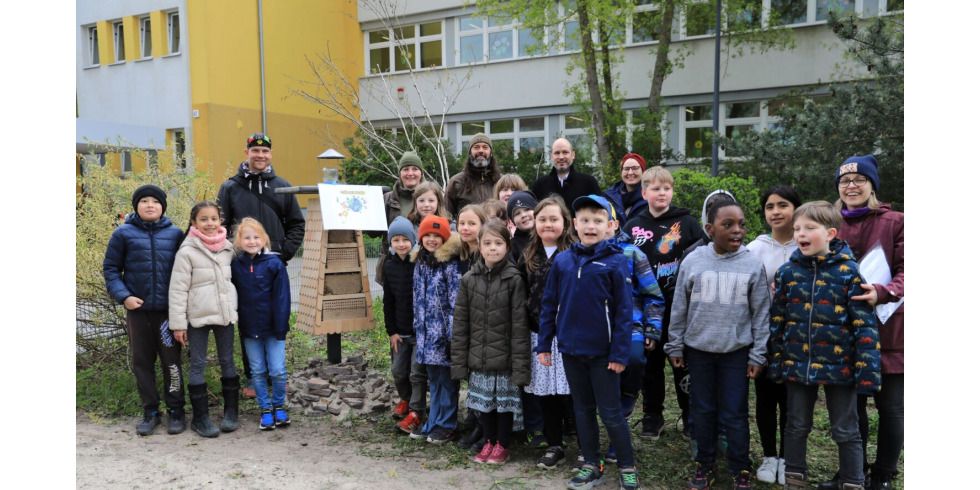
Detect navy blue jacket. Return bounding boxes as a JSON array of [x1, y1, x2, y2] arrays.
[[103, 213, 183, 312], [382, 251, 415, 337], [231, 251, 291, 340], [602, 181, 646, 225], [536, 240, 633, 365]]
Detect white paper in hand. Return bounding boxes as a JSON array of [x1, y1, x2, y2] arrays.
[[857, 244, 903, 324]]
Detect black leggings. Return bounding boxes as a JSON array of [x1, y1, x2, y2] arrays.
[[858, 373, 904, 479], [754, 375, 787, 457], [479, 410, 515, 448], [540, 394, 572, 447]]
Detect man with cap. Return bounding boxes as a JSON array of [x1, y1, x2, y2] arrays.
[[531, 137, 601, 213], [217, 132, 306, 397], [445, 133, 501, 217]]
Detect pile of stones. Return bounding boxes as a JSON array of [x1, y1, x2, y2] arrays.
[[287, 355, 396, 420]]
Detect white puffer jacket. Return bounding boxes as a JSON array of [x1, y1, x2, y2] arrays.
[[168, 235, 238, 330]]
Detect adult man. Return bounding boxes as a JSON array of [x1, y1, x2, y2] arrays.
[[531, 137, 601, 213], [216, 132, 306, 397], [445, 133, 501, 217]]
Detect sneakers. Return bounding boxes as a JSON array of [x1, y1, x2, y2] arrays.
[[567, 463, 604, 489], [486, 443, 509, 464], [784, 471, 807, 490], [136, 409, 161, 436], [526, 431, 548, 448], [274, 406, 290, 427], [605, 447, 618, 465], [408, 424, 427, 440], [619, 468, 639, 490], [473, 441, 494, 463], [537, 446, 566, 469], [733, 470, 753, 489], [777, 459, 786, 486], [640, 415, 665, 439], [398, 411, 422, 434], [816, 472, 840, 490], [426, 426, 456, 444], [392, 400, 409, 420], [570, 454, 586, 474], [259, 410, 276, 431], [166, 409, 186, 435], [688, 463, 714, 490], [756, 456, 779, 484]]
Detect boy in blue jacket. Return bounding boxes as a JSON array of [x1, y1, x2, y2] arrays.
[[537, 195, 638, 490]]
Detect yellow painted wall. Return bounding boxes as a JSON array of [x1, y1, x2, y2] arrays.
[[97, 21, 113, 66], [123, 16, 139, 62], [187, 0, 362, 207], [150, 11, 168, 58]]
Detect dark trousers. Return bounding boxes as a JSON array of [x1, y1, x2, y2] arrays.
[[686, 346, 751, 475], [390, 335, 428, 413], [240, 330, 252, 382], [858, 373, 904, 479], [187, 324, 238, 385], [755, 374, 788, 457], [479, 410, 515, 448], [643, 326, 690, 423], [522, 391, 544, 433], [562, 353, 636, 469], [126, 310, 185, 412], [784, 383, 864, 485], [540, 394, 571, 447]]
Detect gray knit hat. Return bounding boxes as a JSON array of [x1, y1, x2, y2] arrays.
[[387, 216, 417, 250], [398, 151, 423, 171], [469, 133, 492, 152]]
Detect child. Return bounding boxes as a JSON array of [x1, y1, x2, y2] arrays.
[[769, 201, 881, 490], [103, 184, 186, 436], [411, 214, 464, 444], [230, 218, 291, 431], [451, 219, 531, 465], [665, 201, 771, 490], [537, 194, 639, 490], [407, 181, 451, 228], [519, 196, 577, 469], [745, 185, 802, 485], [456, 204, 487, 270], [385, 217, 429, 434], [168, 201, 240, 438], [506, 191, 538, 263], [623, 166, 703, 438], [494, 173, 528, 204], [482, 198, 508, 223]]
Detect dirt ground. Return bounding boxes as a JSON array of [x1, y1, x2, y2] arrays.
[[76, 410, 587, 489]]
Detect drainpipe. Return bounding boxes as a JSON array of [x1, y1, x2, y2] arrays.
[[258, 0, 268, 133]]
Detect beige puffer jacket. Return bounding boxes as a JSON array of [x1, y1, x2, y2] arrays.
[[168, 235, 238, 330]]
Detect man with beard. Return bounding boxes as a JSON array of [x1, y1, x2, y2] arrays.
[[446, 133, 501, 218], [531, 137, 601, 213]]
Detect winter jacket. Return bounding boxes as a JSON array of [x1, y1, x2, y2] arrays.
[[103, 213, 184, 312], [602, 181, 646, 225], [412, 233, 464, 366], [451, 258, 531, 385], [445, 161, 499, 217], [518, 245, 559, 334], [231, 251, 290, 340], [664, 245, 771, 366], [746, 234, 798, 286], [624, 205, 704, 302], [382, 251, 415, 337], [838, 204, 904, 374], [536, 240, 633, 366], [374, 181, 420, 286], [614, 231, 666, 341], [217, 163, 306, 263], [768, 238, 881, 395], [510, 228, 531, 264], [530, 164, 602, 214], [168, 235, 238, 331]]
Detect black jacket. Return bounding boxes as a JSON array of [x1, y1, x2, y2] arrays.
[[217, 163, 306, 263], [530, 164, 601, 213], [382, 251, 415, 337], [509, 228, 531, 264], [623, 205, 703, 302]]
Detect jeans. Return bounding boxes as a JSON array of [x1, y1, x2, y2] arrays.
[[422, 365, 458, 433], [784, 383, 864, 485], [126, 310, 184, 412], [685, 346, 751, 474], [858, 373, 904, 479], [562, 353, 636, 469], [242, 337, 287, 410], [187, 324, 238, 386], [643, 326, 690, 423], [390, 335, 428, 413], [755, 373, 788, 457]]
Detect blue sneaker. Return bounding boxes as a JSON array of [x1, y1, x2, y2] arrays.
[[274, 406, 291, 427], [259, 410, 276, 431]]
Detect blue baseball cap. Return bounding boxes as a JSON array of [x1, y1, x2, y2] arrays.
[[572, 194, 613, 219]]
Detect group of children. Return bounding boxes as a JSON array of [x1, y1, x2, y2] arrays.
[[103, 186, 292, 438], [381, 158, 894, 490]]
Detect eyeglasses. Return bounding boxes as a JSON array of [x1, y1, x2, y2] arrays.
[[838, 176, 869, 188], [622, 166, 643, 173]]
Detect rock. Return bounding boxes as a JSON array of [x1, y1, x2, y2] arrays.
[[369, 377, 385, 390], [327, 404, 342, 416], [345, 355, 364, 365], [334, 374, 363, 383], [299, 393, 321, 403], [340, 391, 366, 399], [342, 397, 364, 409], [312, 401, 330, 412], [368, 401, 387, 412]]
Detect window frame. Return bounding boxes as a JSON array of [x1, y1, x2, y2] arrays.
[[86, 25, 100, 67], [457, 116, 549, 157], [139, 15, 152, 59], [111, 20, 125, 63], [628, 2, 661, 46], [167, 11, 180, 55], [365, 20, 445, 75], [678, 100, 775, 162]]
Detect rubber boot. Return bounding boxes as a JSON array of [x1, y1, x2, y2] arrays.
[[220, 376, 240, 433], [189, 383, 219, 438]]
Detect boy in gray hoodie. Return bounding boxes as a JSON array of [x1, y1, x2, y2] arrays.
[[665, 201, 770, 490]]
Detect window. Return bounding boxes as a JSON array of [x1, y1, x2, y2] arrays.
[[121, 151, 133, 173], [816, 0, 855, 21], [171, 129, 186, 168], [769, 0, 808, 26], [457, 15, 543, 64], [167, 11, 180, 54], [680, 100, 781, 160], [885, 0, 903, 12], [139, 16, 152, 58], [631, 6, 660, 44], [458, 116, 548, 156], [87, 25, 100, 66], [112, 21, 125, 62], [560, 114, 595, 164], [684, 1, 717, 37], [563, 19, 580, 52], [367, 21, 442, 74]]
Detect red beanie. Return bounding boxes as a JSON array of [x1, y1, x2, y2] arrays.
[[418, 215, 451, 242], [620, 152, 647, 172]]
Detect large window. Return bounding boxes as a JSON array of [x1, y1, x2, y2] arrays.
[[459, 116, 548, 156], [86, 25, 100, 66], [679, 100, 780, 160], [112, 21, 125, 62], [367, 21, 443, 74], [458, 15, 543, 64], [139, 16, 152, 58], [560, 114, 595, 164], [167, 11, 180, 54], [815, 0, 855, 21]]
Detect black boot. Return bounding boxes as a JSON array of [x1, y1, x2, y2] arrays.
[[458, 410, 478, 433], [189, 383, 219, 438], [136, 407, 160, 436], [457, 423, 483, 451], [867, 471, 893, 490], [816, 472, 841, 490], [167, 408, 186, 434], [220, 376, 240, 433]]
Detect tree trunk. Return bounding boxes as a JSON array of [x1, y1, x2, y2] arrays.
[[647, 0, 676, 162], [598, 21, 623, 164], [577, 3, 611, 168]]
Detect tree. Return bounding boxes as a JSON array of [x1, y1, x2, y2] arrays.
[[724, 12, 903, 210], [670, 167, 766, 239]]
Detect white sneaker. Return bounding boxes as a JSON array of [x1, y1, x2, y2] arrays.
[[777, 458, 786, 485], [757, 456, 779, 483]]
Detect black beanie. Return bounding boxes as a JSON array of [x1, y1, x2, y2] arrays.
[[132, 184, 168, 215], [507, 191, 538, 219]]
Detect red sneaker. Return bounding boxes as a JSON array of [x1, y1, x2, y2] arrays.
[[397, 411, 421, 434], [392, 400, 409, 420], [472, 441, 494, 463], [486, 443, 509, 465]]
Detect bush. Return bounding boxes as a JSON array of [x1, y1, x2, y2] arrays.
[[670, 167, 766, 241]]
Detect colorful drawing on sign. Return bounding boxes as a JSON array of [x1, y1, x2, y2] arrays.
[[337, 194, 368, 220]]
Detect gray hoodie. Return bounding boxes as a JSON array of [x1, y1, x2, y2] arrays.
[[664, 245, 770, 366], [745, 234, 798, 285]]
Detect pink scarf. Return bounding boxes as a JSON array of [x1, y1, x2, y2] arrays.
[[189, 226, 228, 253]]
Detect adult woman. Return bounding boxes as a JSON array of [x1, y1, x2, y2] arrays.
[[602, 152, 648, 225], [375, 152, 426, 285]]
